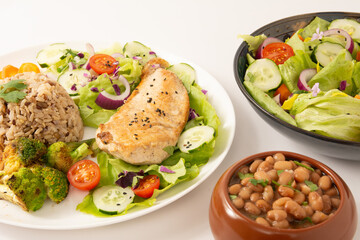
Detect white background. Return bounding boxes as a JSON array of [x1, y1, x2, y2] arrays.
[[0, 0, 359, 239]]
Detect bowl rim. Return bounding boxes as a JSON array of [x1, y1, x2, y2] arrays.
[[222, 151, 348, 233], [233, 11, 360, 147]]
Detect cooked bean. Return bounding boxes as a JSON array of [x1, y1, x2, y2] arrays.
[[256, 199, 271, 212], [250, 192, 261, 202], [294, 167, 310, 183], [278, 185, 294, 198], [291, 180, 297, 189], [293, 191, 306, 205], [241, 177, 252, 186], [228, 184, 241, 195], [331, 197, 341, 209], [256, 217, 270, 227], [239, 166, 250, 174], [272, 197, 291, 210], [249, 159, 263, 173], [325, 187, 338, 197], [322, 195, 332, 214], [315, 169, 322, 175], [312, 211, 328, 224], [265, 156, 275, 165], [272, 219, 289, 229], [266, 169, 278, 181], [244, 202, 261, 215], [273, 153, 285, 162], [263, 185, 274, 203], [239, 187, 252, 200], [315, 188, 323, 196], [278, 171, 294, 185], [318, 176, 332, 191], [309, 192, 324, 211], [284, 200, 306, 220], [274, 161, 293, 170], [267, 209, 287, 221], [299, 183, 311, 195], [247, 182, 264, 192], [310, 172, 321, 185], [257, 161, 273, 172], [232, 197, 244, 209], [290, 161, 297, 170], [303, 205, 314, 217], [254, 171, 271, 183]]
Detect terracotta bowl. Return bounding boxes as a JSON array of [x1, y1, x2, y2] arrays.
[[209, 151, 357, 240]]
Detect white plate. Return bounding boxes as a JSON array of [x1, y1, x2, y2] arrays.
[[0, 42, 236, 229]]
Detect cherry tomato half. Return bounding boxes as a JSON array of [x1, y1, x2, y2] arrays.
[[67, 159, 101, 191], [89, 54, 117, 74], [132, 175, 160, 198], [263, 42, 295, 65]]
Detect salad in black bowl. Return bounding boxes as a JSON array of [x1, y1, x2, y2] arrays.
[[234, 12, 360, 160]]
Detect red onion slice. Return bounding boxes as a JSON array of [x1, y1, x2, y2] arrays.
[[273, 94, 281, 106], [256, 37, 282, 59], [323, 28, 354, 53], [339, 80, 348, 91], [95, 75, 130, 110], [298, 68, 317, 91], [111, 53, 125, 59], [159, 166, 175, 173], [86, 43, 95, 56]]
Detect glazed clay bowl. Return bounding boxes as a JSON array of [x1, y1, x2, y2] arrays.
[[234, 12, 360, 160], [209, 151, 357, 240]]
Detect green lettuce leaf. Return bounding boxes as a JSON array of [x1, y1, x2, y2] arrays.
[[353, 62, 360, 94], [300, 17, 330, 39], [308, 50, 355, 95], [279, 50, 317, 93], [238, 34, 267, 55], [286, 29, 321, 56], [291, 89, 360, 141], [189, 84, 220, 135], [98, 42, 123, 55]]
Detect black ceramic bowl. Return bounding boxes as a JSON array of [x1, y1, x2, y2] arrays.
[[234, 12, 360, 160]]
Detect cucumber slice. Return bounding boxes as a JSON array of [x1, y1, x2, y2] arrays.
[[177, 126, 214, 153], [244, 59, 282, 92], [167, 63, 196, 92], [123, 41, 156, 66], [329, 19, 360, 41], [93, 185, 134, 214], [36, 43, 69, 68], [57, 69, 91, 94], [312, 42, 352, 67]]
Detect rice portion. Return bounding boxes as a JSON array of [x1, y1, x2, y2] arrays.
[[0, 72, 84, 149]]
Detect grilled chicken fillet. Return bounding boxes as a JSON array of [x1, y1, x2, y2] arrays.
[[96, 58, 189, 165]]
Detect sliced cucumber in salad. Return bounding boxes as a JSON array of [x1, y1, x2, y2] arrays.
[[123, 41, 157, 66], [57, 69, 91, 95], [36, 43, 69, 68], [312, 42, 353, 67], [93, 185, 134, 215], [244, 59, 282, 92], [329, 19, 360, 41], [168, 63, 196, 92], [177, 126, 215, 153]]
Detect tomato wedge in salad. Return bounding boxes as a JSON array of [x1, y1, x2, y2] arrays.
[[263, 42, 295, 65], [67, 159, 101, 191], [274, 83, 292, 104], [89, 54, 117, 74], [132, 175, 160, 198]]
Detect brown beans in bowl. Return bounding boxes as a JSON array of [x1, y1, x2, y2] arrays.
[[228, 152, 340, 229], [209, 151, 357, 240]]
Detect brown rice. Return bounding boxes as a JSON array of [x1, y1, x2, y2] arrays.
[[0, 72, 84, 150]]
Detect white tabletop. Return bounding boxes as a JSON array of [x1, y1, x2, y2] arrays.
[[0, 0, 359, 239]]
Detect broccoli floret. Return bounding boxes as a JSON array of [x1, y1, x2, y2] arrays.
[[4, 167, 47, 211], [40, 166, 69, 203], [1, 138, 47, 175], [46, 139, 95, 173]]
